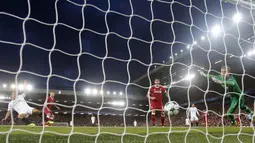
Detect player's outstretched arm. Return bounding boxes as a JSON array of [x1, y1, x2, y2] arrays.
[[3, 101, 14, 122], [196, 110, 200, 117], [54, 104, 60, 110], [199, 70, 235, 86], [198, 70, 215, 78], [146, 91, 155, 100], [211, 77, 235, 86], [2, 111, 10, 121]]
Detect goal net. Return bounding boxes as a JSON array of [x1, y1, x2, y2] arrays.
[[0, 0, 255, 142]]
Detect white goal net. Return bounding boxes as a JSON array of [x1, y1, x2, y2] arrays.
[[0, 0, 255, 143]]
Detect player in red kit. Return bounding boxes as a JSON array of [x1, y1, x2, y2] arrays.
[[235, 115, 240, 126], [201, 110, 209, 127], [147, 79, 168, 127], [43, 91, 60, 126]]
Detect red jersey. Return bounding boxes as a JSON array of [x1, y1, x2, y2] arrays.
[[46, 96, 55, 110], [148, 85, 166, 103]]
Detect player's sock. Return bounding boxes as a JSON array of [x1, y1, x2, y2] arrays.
[[196, 122, 198, 126], [161, 116, 165, 126], [151, 115, 155, 126], [22, 118, 31, 125]]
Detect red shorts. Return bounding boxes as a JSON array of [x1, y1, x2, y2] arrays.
[[44, 108, 52, 116], [150, 102, 163, 110]]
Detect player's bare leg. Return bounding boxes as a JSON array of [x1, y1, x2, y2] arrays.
[[151, 110, 156, 126], [32, 108, 41, 116], [17, 113, 26, 119], [161, 111, 165, 127]]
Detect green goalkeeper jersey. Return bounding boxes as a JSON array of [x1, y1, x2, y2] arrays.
[[209, 75, 242, 98]]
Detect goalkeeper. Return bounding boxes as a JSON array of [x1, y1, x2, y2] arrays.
[[199, 65, 252, 125]]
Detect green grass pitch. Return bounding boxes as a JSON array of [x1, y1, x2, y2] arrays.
[[0, 126, 254, 143]]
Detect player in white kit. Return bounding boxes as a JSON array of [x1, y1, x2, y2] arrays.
[[133, 119, 137, 127], [1, 81, 41, 126], [188, 104, 200, 126], [91, 115, 96, 126]]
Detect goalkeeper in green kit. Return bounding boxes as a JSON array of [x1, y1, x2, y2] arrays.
[[199, 65, 253, 125]]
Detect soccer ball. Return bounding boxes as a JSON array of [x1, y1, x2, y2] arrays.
[[164, 101, 180, 116]]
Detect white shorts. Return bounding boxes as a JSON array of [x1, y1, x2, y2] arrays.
[[190, 116, 198, 122], [14, 104, 34, 115]]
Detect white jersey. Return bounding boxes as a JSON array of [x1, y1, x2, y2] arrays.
[[91, 116, 95, 123], [189, 107, 199, 117], [8, 93, 33, 115], [133, 121, 137, 127], [189, 107, 199, 122]]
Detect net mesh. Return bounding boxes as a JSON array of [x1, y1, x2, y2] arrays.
[[0, 0, 255, 142]]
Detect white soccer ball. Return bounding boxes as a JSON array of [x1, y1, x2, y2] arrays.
[[164, 101, 180, 116]]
